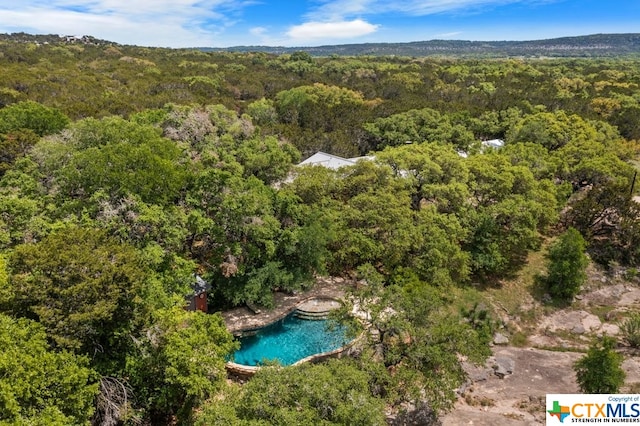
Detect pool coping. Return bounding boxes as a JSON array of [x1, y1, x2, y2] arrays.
[[231, 295, 344, 337], [226, 327, 363, 378], [225, 292, 359, 377], [222, 277, 350, 334]]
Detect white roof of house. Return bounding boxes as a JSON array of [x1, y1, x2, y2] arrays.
[[298, 152, 358, 170], [481, 139, 505, 148]]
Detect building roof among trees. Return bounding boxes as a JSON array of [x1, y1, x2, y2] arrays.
[[194, 274, 209, 296], [481, 139, 505, 149], [298, 152, 375, 170], [298, 152, 357, 170]]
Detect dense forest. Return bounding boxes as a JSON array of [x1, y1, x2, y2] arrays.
[[0, 34, 640, 425]]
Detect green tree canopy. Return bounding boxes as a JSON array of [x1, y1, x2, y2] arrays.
[[507, 110, 589, 150], [348, 272, 491, 412], [376, 143, 470, 212], [363, 107, 475, 151], [574, 337, 625, 394], [125, 307, 238, 424], [197, 360, 386, 426], [235, 135, 300, 184], [0, 100, 69, 136], [564, 182, 640, 266], [52, 117, 188, 205], [274, 83, 370, 128], [273, 83, 377, 156], [0, 314, 97, 425], [2, 227, 148, 369], [187, 171, 327, 307], [0, 128, 40, 176], [463, 151, 560, 275], [545, 227, 589, 301], [246, 97, 278, 126]]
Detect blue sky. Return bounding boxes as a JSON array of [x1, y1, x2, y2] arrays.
[[0, 0, 637, 48]]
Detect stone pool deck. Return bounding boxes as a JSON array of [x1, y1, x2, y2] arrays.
[[221, 277, 350, 334], [295, 297, 342, 319]]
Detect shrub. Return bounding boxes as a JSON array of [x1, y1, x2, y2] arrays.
[[546, 228, 588, 301], [620, 313, 640, 348], [574, 337, 625, 394], [461, 302, 497, 346]]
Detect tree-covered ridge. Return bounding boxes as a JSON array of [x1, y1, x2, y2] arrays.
[[3, 31, 640, 58], [209, 33, 640, 58], [0, 39, 638, 424]]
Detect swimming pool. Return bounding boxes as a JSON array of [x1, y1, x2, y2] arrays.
[[231, 312, 352, 366]]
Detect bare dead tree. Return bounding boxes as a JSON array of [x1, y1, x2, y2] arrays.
[[93, 376, 139, 426]]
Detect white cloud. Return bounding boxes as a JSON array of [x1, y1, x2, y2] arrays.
[[308, 0, 533, 20], [305, 0, 374, 21], [0, 0, 249, 47], [435, 31, 464, 38], [380, 0, 520, 15], [286, 19, 379, 42], [250, 27, 267, 36], [248, 26, 281, 45]]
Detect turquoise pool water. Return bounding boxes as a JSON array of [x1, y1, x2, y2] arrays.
[[231, 313, 351, 366]]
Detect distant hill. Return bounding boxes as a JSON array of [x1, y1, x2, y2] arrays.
[[0, 32, 111, 46], [1, 32, 639, 58], [203, 33, 640, 58]]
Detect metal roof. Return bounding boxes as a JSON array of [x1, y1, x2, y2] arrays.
[[481, 139, 505, 148], [298, 152, 358, 170], [193, 274, 210, 296]]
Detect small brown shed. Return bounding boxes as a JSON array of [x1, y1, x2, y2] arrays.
[[187, 274, 210, 313]]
